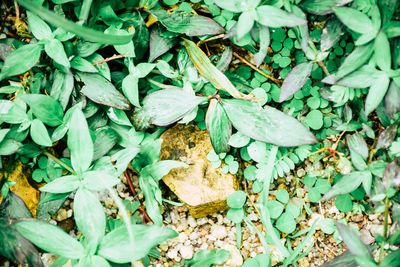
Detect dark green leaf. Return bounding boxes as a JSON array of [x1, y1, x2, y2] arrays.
[[221, 99, 317, 147], [16, 220, 85, 259], [376, 124, 398, 150], [98, 224, 177, 263], [279, 62, 313, 102], [0, 44, 42, 81], [385, 81, 400, 119], [256, 6, 306, 28], [21, 94, 63, 127], [385, 21, 400, 38], [0, 192, 32, 218], [78, 73, 130, 110], [206, 99, 232, 154]]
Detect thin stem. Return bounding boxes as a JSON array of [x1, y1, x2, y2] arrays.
[[233, 52, 281, 85], [92, 53, 128, 66], [43, 150, 76, 175], [14, 1, 20, 20], [383, 197, 390, 239], [197, 33, 225, 46], [308, 40, 330, 76]]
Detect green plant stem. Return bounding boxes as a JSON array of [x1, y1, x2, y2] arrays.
[[307, 40, 330, 76], [43, 150, 76, 175], [383, 196, 390, 239]]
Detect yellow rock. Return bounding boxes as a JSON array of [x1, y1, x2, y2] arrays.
[[160, 124, 239, 218]]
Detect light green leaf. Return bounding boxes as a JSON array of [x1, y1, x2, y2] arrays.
[[98, 224, 177, 263], [205, 99, 232, 154], [333, 7, 374, 34], [335, 65, 378, 88], [335, 42, 374, 79], [82, 171, 120, 191], [256, 6, 306, 28], [21, 94, 63, 127], [280, 62, 313, 102], [68, 108, 93, 173], [185, 249, 231, 267], [30, 119, 52, 147], [148, 26, 176, 62], [133, 88, 205, 130], [0, 100, 27, 124], [16, 220, 85, 259], [221, 99, 317, 147], [374, 31, 391, 71], [254, 24, 270, 67], [27, 11, 52, 40], [0, 44, 42, 81], [44, 39, 70, 68], [70, 56, 98, 72], [214, 0, 250, 12], [39, 175, 80, 193], [321, 18, 344, 51], [237, 11, 255, 40], [385, 81, 400, 118], [365, 73, 390, 116], [227, 190, 247, 209], [141, 160, 188, 181], [276, 212, 296, 234], [74, 188, 105, 250]]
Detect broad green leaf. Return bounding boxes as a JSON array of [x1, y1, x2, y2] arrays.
[[70, 56, 98, 72], [82, 171, 120, 191], [74, 189, 105, 250], [237, 11, 255, 40], [133, 88, 205, 130], [68, 108, 93, 173], [365, 73, 390, 116], [301, 0, 342, 15], [221, 99, 317, 147], [279, 62, 313, 102], [151, 10, 225, 36], [39, 175, 80, 193], [0, 100, 27, 124], [335, 42, 374, 79], [132, 63, 155, 78], [376, 124, 397, 150], [44, 39, 70, 68], [16, 220, 85, 259], [276, 212, 296, 234], [122, 75, 138, 108], [0, 218, 43, 267], [78, 73, 130, 110], [148, 26, 177, 62], [0, 128, 10, 144], [267, 200, 284, 219], [254, 24, 270, 67], [0, 192, 32, 218], [321, 171, 371, 201], [335, 223, 374, 261], [0, 139, 22, 155], [335, 66, 378, 88], [228, 131, 250, 148], [205, 99, 232, 154], [17, 0, 133, 45], [214, 0, 250, 12], [227, 190, 247, 209], [385, 81, 400, 118], [30, 119, 52, 147], [92, 126, 119, 161], [374, 31, 391, 71], [256, 6, 306, 28], [20, 94, 63, 127], [98, 224, 177, 263], [105, 27, 135, 58], [185, 249, 231, 267], [385, 21, 400, 38], [106, 108, 132, 126], [27, 11, 52, 40], [346, 133, 368, 160], [184, 39, 249, 99], [321, 18, 344, 51], [0, 44, 42, 81], [333, 7, 374, 34]]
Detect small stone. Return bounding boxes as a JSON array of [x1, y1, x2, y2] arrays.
[[370, 224, 384, 237], [179, 245, 194, 259], [360, 229, 375, 245], [189, 232, 199, 240], [211, 225, 227, 239], [167, 249, 178, 259], [160, 245, 169, 252], [298, 257, 310, 267], [56, 209, 68, 221], [188, 216, 197, 228], [352, 214, 364, 222], [220, 244, 243, 266], [297, 168, 305, 177]]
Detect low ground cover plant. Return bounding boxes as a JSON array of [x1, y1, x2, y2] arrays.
[[0, 0, 399, 266]]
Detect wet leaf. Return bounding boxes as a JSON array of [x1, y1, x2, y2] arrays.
[[221, 99, 317, 147], [148, 26, 177, 62], [279, 62, 313, 102], [256, 6, 306, 28], [151, 10, 225, 36], [321, 18, 344, 51], [376, 124, 398, 150], [205, 99, 232, 154], [78, 73, 130, 110]]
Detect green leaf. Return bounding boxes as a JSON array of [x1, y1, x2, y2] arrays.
[[321, 18, 344, 51], [267, 200, 284, 219], [321, 171, 371, 201], [385, 21, 400, 38], [276, 212, 296, 234], [27, 11, 52, 40], [256, 6, 306, 28], [133, 88, 205, 130], [30, 119, 52, 147], [106, 108, 132, 126], [148, 26, 177, 62], [68, 108, 93, 173], [346, 133, 368, 160], [365, 73, 390, 116], [385, 81, 400, 119], [151, 10, 225, 36], [376, 124, 398, 150], [16, 220, 85, 259], [44, 39, 70, 68], [17, 0, 134, 45], [78, 73, 130, 110], [276, 189, 289, 203], [228, 131, 250, 148], [74, 188, 105, 250], [184, 249, 231, 267], [184, 39, 249, 99], [93, 127, 119, 161], [279, 62, 313, 102], [70, 56, 98, 73], [227, 190, 247, 209], [237, 11, 255, 40], [21, 94, 63, 127], [221, 99, 317, 147], [82, 171, 120, 191], [0, 192, 32, 218], [141, 160, 188, 181], [39, 175, 80, 193], [98, 224, 177, 263], [301, 0, 341, 15], [335, 222, 374, 260], [214, 0, 250, 12], [0, 100, 28, 124], [374, 31, 391, 71], [206, 99, 232, 154], [333, 7, 374, 34], [0, 44, 42, 81], [335, 65, 378, 88], [254, 24, 270, 67], [0, 218, 43, 267], [0, 139, 22, 155]]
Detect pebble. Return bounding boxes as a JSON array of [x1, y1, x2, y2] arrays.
[[179, 245, 194, 259], [56, 209, 69, 221], [188, 216, 197, 227], [167, 249, 178, 259], [211, 225, 227, 239], [369, 224, 384, 237], [360, 229, 375, 245], [221, 244, 243, 266]]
